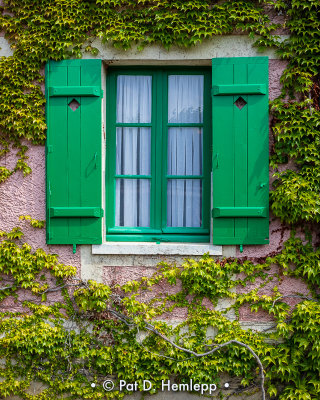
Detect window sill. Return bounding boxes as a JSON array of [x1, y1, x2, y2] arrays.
[[92, 242, 222, 256]]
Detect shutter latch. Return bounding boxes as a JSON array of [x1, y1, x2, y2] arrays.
[[46, 145, 53, 154]]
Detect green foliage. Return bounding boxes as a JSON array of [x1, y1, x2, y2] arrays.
[[270, 98, 320, 224], [269, 0, 320, 226], [0, 1, 320, 399], [0, 230, 319, 399], [74, 280, 112, 311], [19, 215, 45, 229], [0, 0, 277, 180]]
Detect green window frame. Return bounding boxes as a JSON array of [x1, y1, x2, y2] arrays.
[[105, 67, 212, 243]]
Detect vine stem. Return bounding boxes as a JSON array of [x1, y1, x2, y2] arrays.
[[108, 309, 266, 400]]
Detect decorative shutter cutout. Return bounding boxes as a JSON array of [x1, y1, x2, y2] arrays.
[[234, 97, 247, 110], [68, 98, 80, 111], [212, 57, 269, 245], [45, 60, 103, 245]]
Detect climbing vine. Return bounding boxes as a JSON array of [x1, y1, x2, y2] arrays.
[[0, 226, 319, 399], [0, 0, 320, 399], [269, 0, 320, 226]]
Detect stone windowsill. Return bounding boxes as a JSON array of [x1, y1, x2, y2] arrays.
[[92, 242, 222, 256]]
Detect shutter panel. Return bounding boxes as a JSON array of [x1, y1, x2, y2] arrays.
[[212, 57, 269, 245], [45, 60, 103, 244]]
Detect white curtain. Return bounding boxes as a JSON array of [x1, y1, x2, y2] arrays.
[[116, 179, 150, 227], [168, 75, 203, 123], [116, 127, 151, 175], [168, 127, 202, 176], [117, 75, 151, 123], [167, 180, 202, 227], [114, 74, 203, 228], [115, 76, 151, 227], [167, 75, 203, 227]]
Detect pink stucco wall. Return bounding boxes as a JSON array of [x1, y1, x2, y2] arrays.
[[0, 58, 309, 322], [0, 144, 80, 269]]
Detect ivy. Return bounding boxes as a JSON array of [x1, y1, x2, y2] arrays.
[[0, 1, 320, 399], [269, 0, 320, 226], [0, 0, 278, 180], [0, 230, 319, 399]]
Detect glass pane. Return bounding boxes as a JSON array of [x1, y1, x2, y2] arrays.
[[115, 179, 150, 227], [168, 128, 202, 175], [167, 179, 202, 227], [117, 75, 152, 123], [168, 75, 203, 123], [116, 128, 151, 175]]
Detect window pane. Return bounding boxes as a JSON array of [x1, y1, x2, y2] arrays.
[[168, 75, 203, 123], [167, 179, 202, 227], [117, 76, 152, 123], [116, 128, 151, 175], [168, 128, 202, 175], [115, 179, 150, 227]]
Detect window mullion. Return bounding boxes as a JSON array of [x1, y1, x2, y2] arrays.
[[152, 71, 162, 231], [160, 70, 168, 232], [106, 72, 117, 232]]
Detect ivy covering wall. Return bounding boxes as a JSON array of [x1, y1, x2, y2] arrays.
[[0, 0, 320, 399]]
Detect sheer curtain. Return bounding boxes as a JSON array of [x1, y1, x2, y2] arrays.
[[115, 76, 151, 227], [167, 75, 204, 228], [117, 75, 151, 123], [114, 74, 204, 229]]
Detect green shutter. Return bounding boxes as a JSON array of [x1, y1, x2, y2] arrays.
[[212, 57, 269, 245], [45, 60, 103, 245]]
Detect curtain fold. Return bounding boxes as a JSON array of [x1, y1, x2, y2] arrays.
[[168, 127, 202, 176], [117, 75, 151, 123], [167, 180, 202, 227], [114, 74, 204, 229], [116, 127, 151, 175], [168, 75, 203, 123], [116, 179, 150, 227], [115, 76, 152, 227], [167, 75, 203, 228]]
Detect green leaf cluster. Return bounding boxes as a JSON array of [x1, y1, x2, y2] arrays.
[[0, 229, 319, 399], [0, 1, 320, 399], [269, 0, 320, 226], [0, 0, 277, 180]]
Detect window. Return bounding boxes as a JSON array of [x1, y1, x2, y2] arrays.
[[105, 68, 211, 242], [45, 57, 269, 247]]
